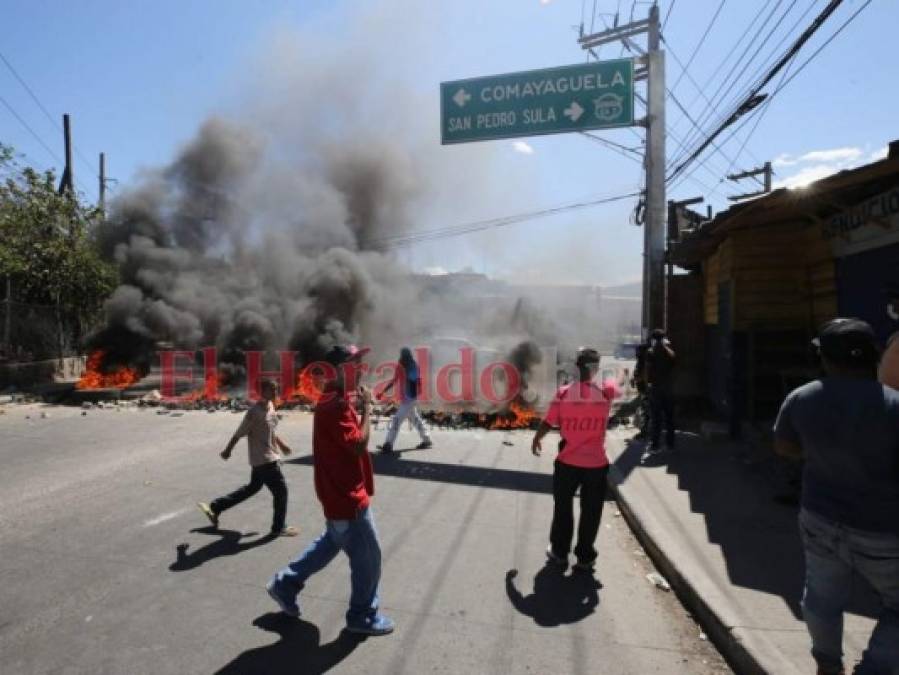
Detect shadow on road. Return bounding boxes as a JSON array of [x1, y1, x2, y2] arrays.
[[169, 527, 276, 571], [505, 564, 602, 627], [288, 453, 554, 494], [213, 612, 362, 675]]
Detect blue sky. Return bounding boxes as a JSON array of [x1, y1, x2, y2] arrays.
[[2, 0, 894, 285]]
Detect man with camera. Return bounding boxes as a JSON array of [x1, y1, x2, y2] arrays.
[[645, 328, 676, 455]]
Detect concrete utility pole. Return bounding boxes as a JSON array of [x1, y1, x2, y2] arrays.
[[726, 162, 773, 201], [645, 4, 666, 334], [579, 5, 665, 336]]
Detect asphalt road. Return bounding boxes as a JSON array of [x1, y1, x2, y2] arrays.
[[0, 402, 730, 675]]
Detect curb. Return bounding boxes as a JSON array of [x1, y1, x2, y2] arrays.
[[607, 460, 770, 675]]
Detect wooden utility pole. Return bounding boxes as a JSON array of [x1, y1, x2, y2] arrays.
[[58, 113, 74, 195], [99, 152, 106, 213], [3, 276, 10, 351]]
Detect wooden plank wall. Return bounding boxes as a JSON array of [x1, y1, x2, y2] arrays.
[[725, 221, 836, 330], [702, 240, 731, 325], [804, 223, 838, 326]]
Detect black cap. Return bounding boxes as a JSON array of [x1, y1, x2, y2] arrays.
[[323, 344, 371, 366], [651, 328, 666, 340], [575, 346, 600, 366], [812, 318, 880, 366]]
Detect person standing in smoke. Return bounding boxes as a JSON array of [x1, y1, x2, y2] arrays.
[[197, 379, 299, 538], [531, 347, 617, 574], [378, 347, 432, 454], [266, 345, 395, 636]]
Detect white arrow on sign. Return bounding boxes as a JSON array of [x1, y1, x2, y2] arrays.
[[563, 101, 585, 122], [453, 88, 472, 108]]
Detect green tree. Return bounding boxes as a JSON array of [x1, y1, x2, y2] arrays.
[[0, 143, 118, 359]]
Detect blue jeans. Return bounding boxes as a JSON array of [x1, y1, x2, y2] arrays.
[[799, 509, 899, 675], [271, 506, 382, 625]]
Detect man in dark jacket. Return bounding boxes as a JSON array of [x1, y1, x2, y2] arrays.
[[645, 328, 676, 453]]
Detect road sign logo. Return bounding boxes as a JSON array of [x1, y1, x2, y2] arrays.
[[593, 93, 624, 122]]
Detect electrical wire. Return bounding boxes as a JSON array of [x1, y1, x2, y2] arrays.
[[766, 0, 870, 99], [0, 49, 99, 190], [0, 93, 63, 165], [668, 0, 849, 185], [669, 0, 727, 94], [666, 0, 816, 190], [698, 0, 800, 140], [662, 0, 677, 31], [707, 0, 871, 196], [363, 191, 643, 250], [578, 132, 644, 163], [667, 0, 778, 168]]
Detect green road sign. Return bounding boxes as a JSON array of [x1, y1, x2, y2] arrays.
[[440, 59, 634, 145]]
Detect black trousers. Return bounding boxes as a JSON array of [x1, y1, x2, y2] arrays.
[[649, 385, 676, 448], [211, 461, 288, 533], [549, 460, 610, 564]]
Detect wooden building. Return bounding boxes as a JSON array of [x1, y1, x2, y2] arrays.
[[668, 141, 899, 428]]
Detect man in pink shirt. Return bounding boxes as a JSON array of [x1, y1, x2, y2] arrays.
[[532, 347, 616, 573]]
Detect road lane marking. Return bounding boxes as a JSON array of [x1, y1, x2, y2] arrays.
[[143, 508, 189, 527]]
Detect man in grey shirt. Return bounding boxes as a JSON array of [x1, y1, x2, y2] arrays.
[[197, 379, 298, 537], [775, 318, 899, 675]]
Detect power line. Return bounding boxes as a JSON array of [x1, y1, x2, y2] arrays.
[[767, 0, 870, 99], [662, 39, 758, 174], [666, 0, 819, 191], [365, 191, 643, 250], [699, 0, 800, 139], [0, 93, 63, 165], [668, 0, 849, 185], [720, 0, 819, 115], [669, 0, 727, 94], [710, 0, 871, 192], [578, 132, 643, 163], [0, 49, 99, 187], [667, 0, 779, 167], [669, 0, 787, 172], [602, 26, 731, 192], [662, 0, 677, 31]]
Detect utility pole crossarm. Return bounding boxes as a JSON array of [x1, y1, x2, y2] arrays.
[[727, 162, 773, 202], [578, 18, 651, 48]]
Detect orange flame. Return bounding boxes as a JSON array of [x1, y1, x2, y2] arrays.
[[489, 400, 540, 430], [76, 350, 140, 390], [182, 371, 227, 401], [293, 367, 325, 404]]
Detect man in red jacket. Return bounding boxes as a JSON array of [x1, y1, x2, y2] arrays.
[[266, 345, 395, 636]]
